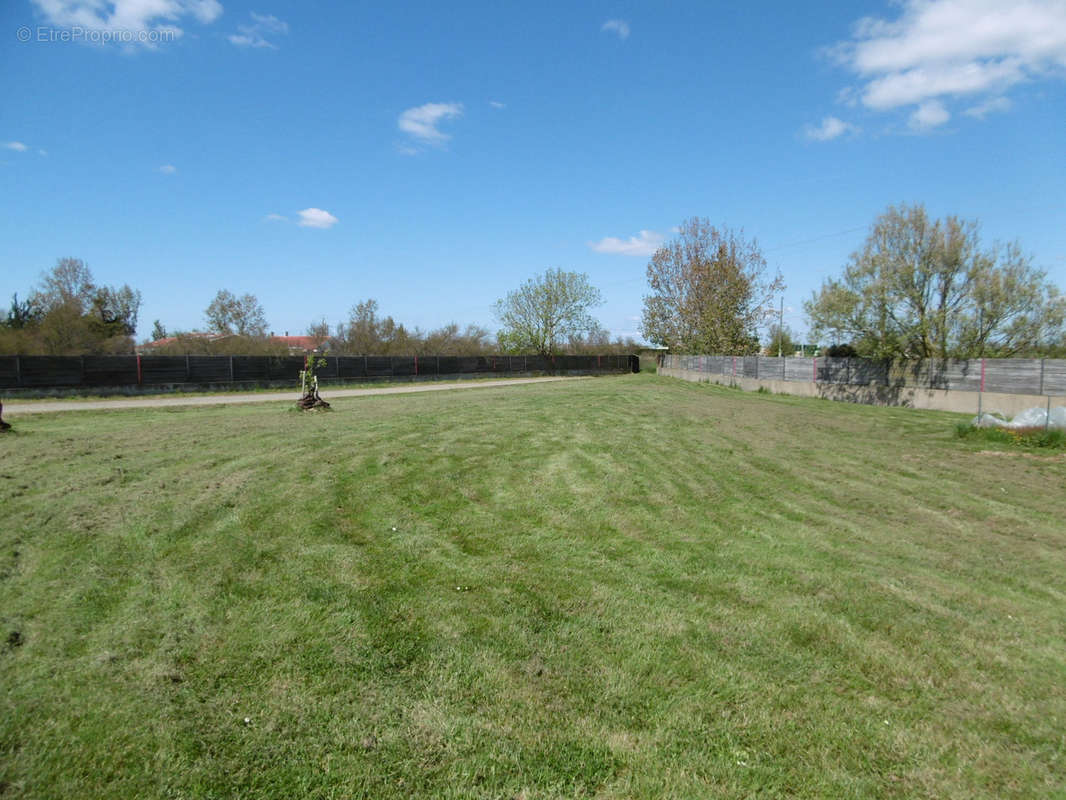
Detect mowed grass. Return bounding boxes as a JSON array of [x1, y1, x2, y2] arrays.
[[1, 375, 1065, 799]]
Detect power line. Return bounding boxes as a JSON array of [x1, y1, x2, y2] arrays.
[[763, 225, 868, 253]]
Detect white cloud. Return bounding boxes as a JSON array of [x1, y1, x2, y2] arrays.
[[297, 208, 338, 229], [803, 116, 859, 141], [263, 213, 288, 223], [38, 149, 48, 156], [228, 11, 288, 48], [601, 19, 630, 40], [397, 102, 463, 150], [590, 230, 665, 257], [4, 141, 28, 152], [825, 0, 1066, 125], [489, 100, 506, 109], [909, 99, 951, 130], [158, 164, 177, 174], [964, 95, 1013, 117], [31, 0, 222, 44]]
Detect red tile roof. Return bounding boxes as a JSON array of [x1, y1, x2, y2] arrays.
[[271, 335, 321, 351]]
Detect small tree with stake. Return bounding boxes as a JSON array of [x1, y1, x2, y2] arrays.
[[296, 351, 331, 411]]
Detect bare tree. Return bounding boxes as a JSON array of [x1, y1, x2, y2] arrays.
[[306, 319, 330, 349]]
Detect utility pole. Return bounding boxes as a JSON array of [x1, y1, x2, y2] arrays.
[[777, 296, 784, 358]]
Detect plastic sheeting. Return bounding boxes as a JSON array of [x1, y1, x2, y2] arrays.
[[973, 405, 1066, 430]]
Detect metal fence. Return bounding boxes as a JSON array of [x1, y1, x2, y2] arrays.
[[0, 354, 638, 390], [662, 354, 1066, 397]]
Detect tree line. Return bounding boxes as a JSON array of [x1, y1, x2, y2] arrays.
[[1, 264, 637, 357], [6, 205, 1063, 360], [638, 206, 1066, 359]]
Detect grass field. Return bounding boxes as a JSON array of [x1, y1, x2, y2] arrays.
[[2, 374, 1065, 798]]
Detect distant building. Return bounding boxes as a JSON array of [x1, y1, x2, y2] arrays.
[[271, 335, 322, 354], [137, 332, 233, 353]]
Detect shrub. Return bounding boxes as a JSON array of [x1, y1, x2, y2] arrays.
[[954, 423, 1066, 449]]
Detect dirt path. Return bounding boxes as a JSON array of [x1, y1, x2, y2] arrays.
[[3, 376, 589, 415]]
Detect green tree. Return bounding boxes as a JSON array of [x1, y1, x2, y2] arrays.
[[493, 269, 603, 357], [10, 258, 142, 354], [339, 299, 383, 353], [764, 324, 797, 357], [2, 293, 39, 329], [804, 204, 1066, 359], [641, 218, 783, 354], [150, 320, 167, 341], [89, 284, 142, 339], [205, 290, 269, 337]]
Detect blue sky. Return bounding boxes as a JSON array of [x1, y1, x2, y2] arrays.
[[2, 0, 1065, 343]]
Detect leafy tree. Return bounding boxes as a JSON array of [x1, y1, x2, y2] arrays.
[[805, 204, 1066, 359], [1, 258, 142, 354], [151, 320, 167, 341], [764, 324, 797, 357], [338, 299, 383, 353], [89, 284, 142, 339], [493, 269, 603, 357], [205, 290, 269, 337], [2, 293, 39, 329], [824, 343, 858, 358], [641, 218, 784, 354]]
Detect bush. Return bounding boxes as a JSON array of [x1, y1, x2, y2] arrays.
[[954, 423, 1066, 449]]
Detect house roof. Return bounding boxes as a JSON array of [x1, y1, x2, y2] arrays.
[[271, 335, 321, 351]]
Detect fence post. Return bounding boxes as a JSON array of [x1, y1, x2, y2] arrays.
[[755, 356, 759, 380], [978, 358, 985, 418], [1039, 358, 1045, 396], [185, 354, 190, 383], [229, 356, 234, 383], [136, 354, 142, 386], [80, 355, 85, 385], [414, 354, 418, 376], [812, 357, 816, 383], [14, 355, 20, 388]]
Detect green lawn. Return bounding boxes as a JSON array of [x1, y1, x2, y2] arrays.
[[2, 374, 1064, 798]]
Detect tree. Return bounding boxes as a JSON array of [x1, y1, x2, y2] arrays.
[[641, 218, 783, 354], [339, 299, 383, 353], [764, 324, 797, 357], [30, 257, 96, 314], [205, 290, 268, 337], [151, 320, 167, 341], [493, 269, 603, 357], [2, 293, 39, 329], [306, 319, 330, 349], [9, 258, 142, 354], [89, 284, 142, 339], [804, 204, 1066, 359]]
